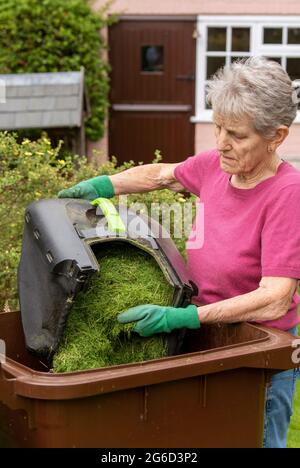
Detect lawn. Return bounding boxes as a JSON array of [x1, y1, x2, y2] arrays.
[[287, 324, 300, 448], [287, 380, 300, 448]]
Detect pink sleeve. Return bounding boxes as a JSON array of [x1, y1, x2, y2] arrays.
[[261, 184, 300, 278], [174, 149, 217, 196]]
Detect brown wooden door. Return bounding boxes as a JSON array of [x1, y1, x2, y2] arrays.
[[109, 19, 196, 165]]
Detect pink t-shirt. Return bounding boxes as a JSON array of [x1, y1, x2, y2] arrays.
[[174, 148, 300, 331]]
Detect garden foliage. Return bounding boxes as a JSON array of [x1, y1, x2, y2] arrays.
[[0, 132, 190, 310], [0, 0, 115, 140]]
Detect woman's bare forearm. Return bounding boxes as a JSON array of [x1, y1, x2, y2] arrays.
[[109, 163, 184, 195], [196, 277, 297, 323]]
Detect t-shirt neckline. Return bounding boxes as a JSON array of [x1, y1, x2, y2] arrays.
[[228, 159, 287, 196]]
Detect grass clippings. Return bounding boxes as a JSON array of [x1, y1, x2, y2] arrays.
[[52, 242, 174, 372]]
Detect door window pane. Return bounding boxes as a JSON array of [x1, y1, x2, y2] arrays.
[[263, 28, 283, 44], [206, 56, 226, 79], [231, 28, 250, 52], [286, 58, 300, 81], [207, 27, 227, 51], [288, 28, 300, 44], [141, 46, 164, 72]]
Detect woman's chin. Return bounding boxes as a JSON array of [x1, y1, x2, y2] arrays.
[[220, 159, 236, 173]]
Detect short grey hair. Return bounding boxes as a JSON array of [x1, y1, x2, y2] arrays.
[[206, 56, 298, 139]]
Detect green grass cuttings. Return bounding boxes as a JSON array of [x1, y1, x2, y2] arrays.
[[52, 242, 174, 372], [287, 380, 300, 448]]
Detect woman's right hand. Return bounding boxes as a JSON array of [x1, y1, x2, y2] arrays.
[[58, 175, 115, 201], [58, 162, 184, 201]]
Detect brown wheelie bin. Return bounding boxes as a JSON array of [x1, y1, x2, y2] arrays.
[[0, 310, 298, 448]]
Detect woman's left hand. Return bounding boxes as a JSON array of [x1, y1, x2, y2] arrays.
[[117, 304, 200, 337]]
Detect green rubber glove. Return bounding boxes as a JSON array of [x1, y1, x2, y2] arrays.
[[117, 304, 200, 337], [58, 175, 115, 201]]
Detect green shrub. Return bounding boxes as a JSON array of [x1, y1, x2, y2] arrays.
[[0, 0, 116, 140], [0, 132, 192, 310], [0, 131, 110, 309]]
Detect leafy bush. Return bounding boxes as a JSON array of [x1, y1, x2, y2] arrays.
[[0, 133, 192, 310], [0, 0, 116, 140], [0, 132, 109, 308]]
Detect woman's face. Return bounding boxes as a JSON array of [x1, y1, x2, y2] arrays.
[[214, 114, 269, 175]]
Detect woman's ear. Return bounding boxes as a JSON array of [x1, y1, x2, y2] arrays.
[[271, 126, 289, 150]]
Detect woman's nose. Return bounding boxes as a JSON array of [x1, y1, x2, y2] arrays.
[[216, 129, 232, 151]]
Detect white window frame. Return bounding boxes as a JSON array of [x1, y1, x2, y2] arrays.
[[192, 15, 300, 124]]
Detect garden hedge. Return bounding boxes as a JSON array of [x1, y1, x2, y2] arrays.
[[0, 0, 116, 140], [0, 132, 192, 310]]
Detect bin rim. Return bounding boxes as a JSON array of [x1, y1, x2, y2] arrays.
[[0, 322, 298, 401]]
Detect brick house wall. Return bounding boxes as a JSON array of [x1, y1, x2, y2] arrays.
[[91, 0, 300, 168]]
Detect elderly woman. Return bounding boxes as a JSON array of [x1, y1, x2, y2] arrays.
[[58, 57, 300, 448]]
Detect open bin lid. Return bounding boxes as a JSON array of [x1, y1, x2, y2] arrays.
[[18, 199, 197, 359]]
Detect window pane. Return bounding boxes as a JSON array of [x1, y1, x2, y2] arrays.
[[288, 28, 300, 44], [230, 56, 247, 64], [207, 27, 226, 51], [264, 56, 282, 65], [206, 56, 226, 79], [286, 57, 300, 81], [292, 81, 300, 111], [263, 28, 283, 44], [141, 46, 164, 72], [231, 28, 250, 52], [205, 83, 212, 110]]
